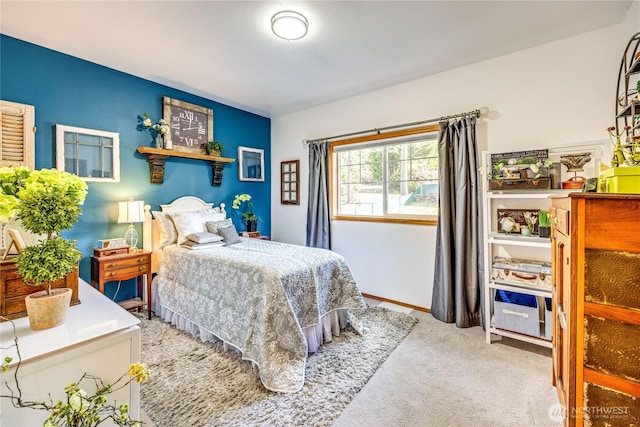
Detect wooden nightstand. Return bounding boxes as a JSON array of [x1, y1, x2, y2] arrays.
[[90, 249, 152, 319], [246, 231, 270, 240]]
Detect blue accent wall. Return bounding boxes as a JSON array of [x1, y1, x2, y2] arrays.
[[1, 35, 271, 300]]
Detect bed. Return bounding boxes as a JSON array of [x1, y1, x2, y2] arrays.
[[143, 196, 366, 393]]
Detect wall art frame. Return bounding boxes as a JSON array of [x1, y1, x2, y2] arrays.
[[281, 160, 300, 205], [55, 124, 120, 182], [238, 146, 265, 182]]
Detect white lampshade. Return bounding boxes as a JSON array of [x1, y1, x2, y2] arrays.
[[117, 199, 144, 249], [117, 200, 145, 224], [271, 11, 308, 41]]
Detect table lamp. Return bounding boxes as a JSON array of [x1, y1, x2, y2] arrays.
[[117, 199, 145, 250]]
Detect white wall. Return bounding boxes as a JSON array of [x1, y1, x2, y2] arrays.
[[271, 22, 629, 310], [620, 1, 639, 47]]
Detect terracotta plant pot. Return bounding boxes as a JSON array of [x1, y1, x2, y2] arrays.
[[24, 287, 72, 330]]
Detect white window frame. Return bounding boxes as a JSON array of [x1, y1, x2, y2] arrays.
[[55, 124, 120, 182]]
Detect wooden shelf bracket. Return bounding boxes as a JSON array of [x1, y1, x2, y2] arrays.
[[137, 147, 235, 186]]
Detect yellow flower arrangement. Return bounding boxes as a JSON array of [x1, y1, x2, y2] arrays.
[[232, 193, 257, 222]]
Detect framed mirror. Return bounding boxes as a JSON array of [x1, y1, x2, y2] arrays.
[[281, 160, 300, 205], [238, 146, 265, 182]]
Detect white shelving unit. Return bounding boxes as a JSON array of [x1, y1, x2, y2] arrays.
[[481, 151, 567, 348], [482, 143, 609, 348], [483, 191, 558, 347]]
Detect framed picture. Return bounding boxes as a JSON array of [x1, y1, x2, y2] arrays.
[[281, 160, 300, 205], [2, 229, 26, 260], [238, 146, 265, 182], [497, 209, 540, 234], [55, 124, 120, 182], [163, 96, 213, 154]]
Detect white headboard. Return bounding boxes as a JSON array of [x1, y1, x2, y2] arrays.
[[159, 196, 226, 214], [144, 196, 226, 273]]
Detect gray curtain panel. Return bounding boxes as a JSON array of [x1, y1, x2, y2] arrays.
[[431, 116, 484, 328], [306, 141, 331, 249]]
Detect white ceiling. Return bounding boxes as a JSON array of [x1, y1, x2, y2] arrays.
[[1, 1, 633, 118]]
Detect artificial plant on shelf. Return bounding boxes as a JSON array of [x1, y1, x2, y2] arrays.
[[139, 112, 170, 148], [538, 210, 551, 238], [529, 158, 553, 179], [0, 317, 150, 427], [205, 141, 224, 156], [0, 167, 87, 330], [232, 193, 258, 232]]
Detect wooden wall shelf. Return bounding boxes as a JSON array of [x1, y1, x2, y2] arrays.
[[137, 147, 235, 186]]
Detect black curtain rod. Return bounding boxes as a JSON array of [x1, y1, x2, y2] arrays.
[[303, 107, 484, 145]]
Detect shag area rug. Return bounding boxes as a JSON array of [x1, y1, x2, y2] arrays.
[[138, 306, 418, 427]]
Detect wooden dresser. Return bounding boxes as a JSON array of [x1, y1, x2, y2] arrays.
[[550, 193, 640, 426], [0, 257, 80, 320]]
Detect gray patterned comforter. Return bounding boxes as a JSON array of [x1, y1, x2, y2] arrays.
[[156, 238, 366, 392]]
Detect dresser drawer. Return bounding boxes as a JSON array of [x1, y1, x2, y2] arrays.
[[102, 263, 149, 281], [550, 206, 570, 237], [102, 255, 149, 271], [93, 246, 130, 257]]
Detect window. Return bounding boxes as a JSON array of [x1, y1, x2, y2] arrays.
[[331, 125, 439, 224], [55, 124, 120, 182]]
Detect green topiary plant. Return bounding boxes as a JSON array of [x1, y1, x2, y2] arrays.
[[0, 167, 87, 294], [205, 141, 224, 155]]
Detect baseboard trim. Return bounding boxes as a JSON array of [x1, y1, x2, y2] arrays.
[[361, 293, 430, 313]]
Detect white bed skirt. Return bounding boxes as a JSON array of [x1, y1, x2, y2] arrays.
[[151, 282, 348, 354]]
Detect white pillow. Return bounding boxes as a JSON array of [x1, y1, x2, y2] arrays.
[[186, 232, 224, 244], [152, 211, 177, 249], [170, 211, 227, 245], [180, 240, 225, 250]]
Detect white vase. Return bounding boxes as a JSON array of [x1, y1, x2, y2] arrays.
[[165, 137, 173, 150]]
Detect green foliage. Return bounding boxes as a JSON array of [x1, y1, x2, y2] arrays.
[[0, 166, 30, 222], [516, 157, 537, 165], [17, 237, 82, 286], [0, 167, 87, 292], [206, 141, 224, 153], [538, 210, 551, 227], [232, 193, 257, 221]]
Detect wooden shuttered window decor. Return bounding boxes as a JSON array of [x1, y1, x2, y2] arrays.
[[0, 100, 35, 169]]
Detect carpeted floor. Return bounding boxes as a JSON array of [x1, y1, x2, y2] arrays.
[[138, 306, 418, 427], [331, 308, 560, 427]]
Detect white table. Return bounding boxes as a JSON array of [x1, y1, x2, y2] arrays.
[[0, 279, 141, 426]]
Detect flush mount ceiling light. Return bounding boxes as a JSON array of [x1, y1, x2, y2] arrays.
[[271, 10, 308, 41]]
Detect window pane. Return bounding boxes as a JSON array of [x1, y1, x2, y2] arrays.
[[77, 133, 102, 146], [334, 131, 438, 220], [103, 146, 113, 178], [78, 144, 101, 178]]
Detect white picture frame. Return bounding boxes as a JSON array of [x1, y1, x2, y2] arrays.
[[56, 124, 120, 182], [238, 146, 265, 182]]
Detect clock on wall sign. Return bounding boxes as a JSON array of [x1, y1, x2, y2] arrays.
[[163, 97, 213, 153]]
